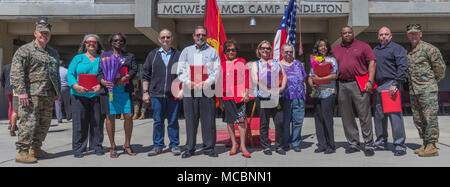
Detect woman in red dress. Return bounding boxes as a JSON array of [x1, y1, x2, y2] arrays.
[[219, 40, 251, 158]]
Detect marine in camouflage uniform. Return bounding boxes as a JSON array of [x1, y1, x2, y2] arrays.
[[10, 18, 61, 163], [405, 24, 446, 157]]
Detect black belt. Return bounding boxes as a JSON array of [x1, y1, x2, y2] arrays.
[[377, 79, 393, 85], [339, 79, 356, 83]]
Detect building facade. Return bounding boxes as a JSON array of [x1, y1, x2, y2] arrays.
[[0, 0, 449, 118]]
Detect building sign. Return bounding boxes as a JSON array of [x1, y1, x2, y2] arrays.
[[158, 1, 349, 16]]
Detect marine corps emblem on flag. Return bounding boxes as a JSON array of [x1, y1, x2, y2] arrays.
[[206, 38, 219, 51]]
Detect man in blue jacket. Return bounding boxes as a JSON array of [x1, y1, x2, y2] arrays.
[[143, 29, 182, 156]]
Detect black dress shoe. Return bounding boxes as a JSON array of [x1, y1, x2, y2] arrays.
[[314, 147, 326, 153], [293, 147, 302, 152], [394, 150, 407, 156], [364, 149, 375, 157], [263, 149, 272, 155], [207, 152, 218, 157], [275, 148, 286, 155], [95, 149, 105, 156], [74, 153, 83, 158], [181, 151, 194, 159], [345, 147, 360, 154], [324, 148, 336, 154]]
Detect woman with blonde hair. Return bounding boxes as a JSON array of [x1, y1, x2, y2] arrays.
[[250, 40, 287, 155]]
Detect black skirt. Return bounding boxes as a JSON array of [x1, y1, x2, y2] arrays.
[[223, 100, 246, 124]]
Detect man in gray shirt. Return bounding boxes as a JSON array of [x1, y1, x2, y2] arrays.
[[177, 26, 221, 158], [54, 60, 71, 123]]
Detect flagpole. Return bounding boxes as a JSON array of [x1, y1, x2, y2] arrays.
[[297, 0, 303, 56], [203, 0, 208, 25]]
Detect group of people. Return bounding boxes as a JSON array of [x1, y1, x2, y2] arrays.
[[4, 17, 446, 164]]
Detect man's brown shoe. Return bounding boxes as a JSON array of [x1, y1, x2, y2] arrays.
[[30, 148, 55, 159], [132, 113, 138, 120], [16, 151, 37, 164], [418, 143, 439, 157]]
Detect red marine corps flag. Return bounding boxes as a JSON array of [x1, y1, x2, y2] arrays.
[[204, 0, 227, 107], [204, 0, 227, 62]]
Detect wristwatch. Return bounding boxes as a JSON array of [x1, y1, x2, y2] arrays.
[[368, 80, 375, 85]]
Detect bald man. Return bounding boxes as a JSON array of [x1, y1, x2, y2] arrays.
[[372, 26, 408, 156], [143, 29, 182, 156]]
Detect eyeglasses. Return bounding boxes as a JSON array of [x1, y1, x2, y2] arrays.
[[160, 36, 172, 40], [112, 39, 124, 43], [85, 41, 98, 45], [284, 51, 293, 54], [226, 48, 237, 53], [195, 34, 207, 37], [259, 47, 272, 51]]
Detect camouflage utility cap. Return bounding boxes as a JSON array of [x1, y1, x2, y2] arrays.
[[36, 17, 52, 32], [407, 24, 422, 34]]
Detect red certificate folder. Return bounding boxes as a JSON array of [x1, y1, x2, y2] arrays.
[[78, 74, 99, 91], [190, 65, 207, 84], [355, 74, 378, 92], [118, 66, 129, 84], [314, 63, 332, 85], [381, 90, 402, 113]]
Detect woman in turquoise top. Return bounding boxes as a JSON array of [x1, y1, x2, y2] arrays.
[[67, 34, 105, 158]]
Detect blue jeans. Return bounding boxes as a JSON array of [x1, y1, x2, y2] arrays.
[[151, 97, 180, 149], [282, 98, 305, 148]]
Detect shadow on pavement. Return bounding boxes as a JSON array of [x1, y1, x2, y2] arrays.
[[406, 143, 422, 150]]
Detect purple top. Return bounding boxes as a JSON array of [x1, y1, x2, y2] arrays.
[[282, 60, 306, 100]]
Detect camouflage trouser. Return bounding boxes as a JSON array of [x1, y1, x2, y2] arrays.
[[410, 92, 439, 144], [133, 99, 149, 116], [16, 96, 54, 152]]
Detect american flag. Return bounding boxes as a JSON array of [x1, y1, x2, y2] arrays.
[[272, 0, 297, 61]]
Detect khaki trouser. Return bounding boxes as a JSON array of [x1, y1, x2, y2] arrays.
[[338, 81, 374, 150]]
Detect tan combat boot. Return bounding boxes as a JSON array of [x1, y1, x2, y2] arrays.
[[120, 114, 124, 120], [30, 148, 55, 159], [414, 143, 426, 154], [418, 143, 439, 157], [138, 113, 145, 120], [16, 151, 37, 164], [132, 113, 138, 120]]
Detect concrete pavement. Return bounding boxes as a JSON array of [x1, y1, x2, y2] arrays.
[[1, 116, 449, 167]]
